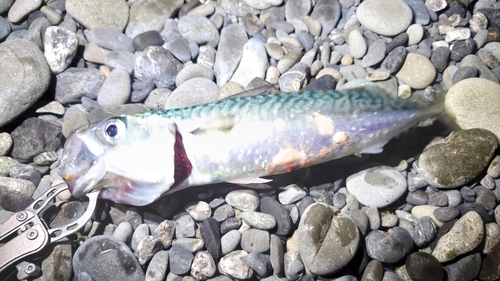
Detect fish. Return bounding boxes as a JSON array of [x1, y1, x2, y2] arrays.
[[59, 87, 443, 206]]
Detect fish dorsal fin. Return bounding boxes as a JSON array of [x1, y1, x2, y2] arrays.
[[226, 177, 273, 184], [190, 115, 235, 135]]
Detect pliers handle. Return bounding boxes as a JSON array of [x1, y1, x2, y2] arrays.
[[0, 182, 99, 277]]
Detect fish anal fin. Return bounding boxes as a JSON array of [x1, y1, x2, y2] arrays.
[[358, 142, 387, 155]]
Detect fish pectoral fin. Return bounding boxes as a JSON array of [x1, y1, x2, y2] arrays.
[[358, 142, 387, 154], [226, 177, 273, 185], [190, 115, 236, 135]]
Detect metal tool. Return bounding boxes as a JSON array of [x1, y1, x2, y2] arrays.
[[0, 182, 99, 278]]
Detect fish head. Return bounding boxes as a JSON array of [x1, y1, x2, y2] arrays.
[[59, 115, 191, 206]]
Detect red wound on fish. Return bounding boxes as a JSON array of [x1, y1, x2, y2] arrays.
[[173, 130, 192, 187]]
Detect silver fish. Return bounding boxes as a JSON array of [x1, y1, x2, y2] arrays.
[[59, 88, 442, 206]]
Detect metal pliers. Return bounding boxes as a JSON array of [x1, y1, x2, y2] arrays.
[[0, 182, 99, 279]]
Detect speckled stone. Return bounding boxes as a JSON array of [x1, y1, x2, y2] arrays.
[[445, 78, 500, 140], [418, 129, 498, 188], [395, 53, 436, 89], [432, 211, 484, 262], [356, 0, 413, 36]]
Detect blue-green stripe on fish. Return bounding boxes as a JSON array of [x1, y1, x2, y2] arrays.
[[59, 88, 441, 206]]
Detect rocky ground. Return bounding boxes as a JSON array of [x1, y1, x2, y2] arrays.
[[1, 0, 500, 280]]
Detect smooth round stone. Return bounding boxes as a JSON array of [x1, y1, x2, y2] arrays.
[[357, 0, 412, 36], [184, 201, 211, 221], [132, 30, 164, 51], [411, 205, 444, 227], [433, 207, 460, 222], [178, 14, 218, 47], [395, 53, 436, 89], [348, 29, 367, 59], [134, 46, 183, 89], [0, 177, 35, 211], [85, 28, 135, 52], [365, 227, 414, 263], [66, 0, 129, 31], [169, 245, 194, 275], [125, 0, 183, 38], [412, 216, 437, 247], [243, 251, 272, 277], [431, 46, 450, 72], [175, 214, 196, 238], [346, 166, 407, 208], [298, 203, 359, 275], [0, 156, 17, 176], [484, 223, 500, 254], [460, 55, 499, 83], [362, 39, 387, 67], [145, 250, 168, 281], [278, 184, 307, 205], [112, 221, 133, 243], [284, 250, 304, 280], [225, 189, 260, 211], [432, 211, 484, 263], [241, 228, 270, 253], [97, 68, 131, 107], [214, 24, 247, 86], [361, 260, 383, 281], [381, 46, 407, 74], [452, 66, 479, 84], [260, 197, 293, 236], [0, 133, 12, 156], [175, 63, 214, 87], [407, 24, 424, 45], [445, 78, 500, 139], [243, 0, 282, 9], [0, 39, 50, 127], [221, 218, 242, 234], [171, 237, 204, 253], [55, 68, 105, 104], [230, 39, 268, 87], [73, 236, 144, 280], [218, 250, 253, 279], [474, 185, 497, 211], [487, 155, 500, 178], [277, 48, 303, 74], [221, 229, 241, 255], [131, 224, 150, 251], [7, 0, 41, 23], [213, 204, 235, 222], [418, 129, 498, 188], [83, 42, 111, 64], [35, 101, 65, 116], [479, 242, 500, 280], [61, 105, 89, 138], [165, 77, 218, 108], [241, 211, 276, 230], [443, 253, 481, 281], [309, 0, 341, 37], [104, 51, 136, 75], [405, 252, 444, 281]]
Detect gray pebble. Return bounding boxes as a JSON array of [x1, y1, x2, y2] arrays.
[[381, 46, 407, 74], [125, 0, 183, 38], [278, 184, 307, 205], [85, 28, 134, 52], [221, 229, 241, 255], [452, 66, 479, 85], [277, 48, 303, 74], [104, 50, 136, 74], [433, 207, 460, 222], [357, 0, 413, 36], [230, 39, 268, 87], [112, 221, 133, 244], [184, 201, 212, 221], [145, 250, 169, 281], [241, 228, 270, 253], [97, 68, 131, 107], [73, 236, 144, 280], [214, 24, 247, 86], [0, 156, 18, 176], [474, 185, 497, 210], [131, 223, 150, 251], [164, 37, 197, 62], [284, 250, 304, 280], [131, 80, 155, 103], [310, 0, 341, 37], [213, 204, 235, 222], [428, 191, 448, 207], [83, 42, 111, 64], [144, 88, 171, 110], [243, 251, 272, 277], [134, 46, 183, 89], [220, 217, 242, 234], [260, 196, 293, 236], [0, 39, 50, 127], [169, 245, 194, 275], [165, 77, 218, 109], [366, 206, 381, 230], [412, 216, 436, 247], [444, 253, 481, 281], [55, 68, 105, 104], [365, 227, 414, 263], [362, 39, 387, 67], [406, 190, 429, 205], [10, 163, 41, 187], [175, 214, 196, 238], [443, 190, 462, 207], [178, 14, 218, 47], [133, 30, 164, 51], [278, 62, 308, 92], [175, 63, 214, 87], [431, 46, 450, 72], [61, 104, 88, 138], [0, 133, 12, 156]]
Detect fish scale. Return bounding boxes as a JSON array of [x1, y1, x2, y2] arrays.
[[59, 88, 442, 206]]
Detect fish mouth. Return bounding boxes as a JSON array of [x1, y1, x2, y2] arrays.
[[59, 132, 104, 198]]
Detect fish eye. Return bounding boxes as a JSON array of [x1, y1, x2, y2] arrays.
[[102, 118, 126, 142]]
